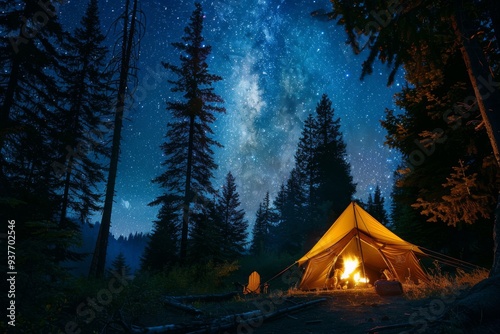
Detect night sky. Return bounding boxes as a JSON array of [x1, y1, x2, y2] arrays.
[[60, 0, 404, 236]]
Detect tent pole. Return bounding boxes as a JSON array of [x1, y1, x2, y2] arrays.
[[353, 202, 368, 286], [377, 246, 400, 281]]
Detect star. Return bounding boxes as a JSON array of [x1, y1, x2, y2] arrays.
[[59, 0, 403, 236]]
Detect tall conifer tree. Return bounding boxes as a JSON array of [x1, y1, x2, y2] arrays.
[[366, 185, 389, 226], [314, 94, 356, 225], [251, 192, 273, 255], [295, 113, 320, 221], [56, 0, 112, 226], [217, 172, 248, 260], [141, 197, 179, 272], [150, 2, 225, 263]]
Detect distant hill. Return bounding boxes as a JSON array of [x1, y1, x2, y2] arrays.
[[65, 221, 149, 276]]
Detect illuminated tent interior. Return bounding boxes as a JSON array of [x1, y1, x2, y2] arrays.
[[297, 202, 429, 290]]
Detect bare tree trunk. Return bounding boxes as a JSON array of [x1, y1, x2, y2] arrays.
[[452, 1, 500, 277], [89, 0, 139, 278]]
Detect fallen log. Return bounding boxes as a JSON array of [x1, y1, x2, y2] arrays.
[[366, 323, 414, 333], [170, 291, 238, 303], [187, 298, 327, 334], [163, 297, 203, 315], [131, 298, 326, 334]]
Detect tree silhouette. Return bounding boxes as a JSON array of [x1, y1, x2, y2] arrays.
[[141, 197, 180, 272], [366, 185, 388, 226], [217, 172, 248, 260], [251, 192, 273, 255], [57, 0, 112, 227], [89, 0, 144, 278], [150, 2, 225, 263]]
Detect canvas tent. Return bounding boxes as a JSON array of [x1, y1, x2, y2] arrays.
[[298, 202, 429, 290]]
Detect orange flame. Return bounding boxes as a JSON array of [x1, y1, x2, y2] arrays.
[[340, 255, 369, 285]]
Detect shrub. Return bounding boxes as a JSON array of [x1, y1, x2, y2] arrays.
[[404, 261, 489, 300]]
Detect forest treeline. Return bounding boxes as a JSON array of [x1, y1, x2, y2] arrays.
[[1, 0, 499, 331]]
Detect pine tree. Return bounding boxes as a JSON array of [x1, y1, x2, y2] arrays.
[[0, 0, 66, 210], [314, 94, 356, 225], [251, 192, 273, 255], [0, 1, 87, 328], [189, 198, 223, 263], [294, 113, 320, 227], [56, 0, 112, 226], [282, 169, 308, 252], [217, 172, 248, 260], [109, 252, 131, 277], [366, 185, 389, 226], [150, 2, 225, 263], [141, 198, 180, 272], [413, 160, 494, 226], [329, 0, 500, 277]]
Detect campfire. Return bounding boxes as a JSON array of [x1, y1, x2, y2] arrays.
[[339, 255, 369, 288]]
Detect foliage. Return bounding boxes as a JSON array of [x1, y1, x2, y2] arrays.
[[159, 261, 240, 294], [413, 161, 495, 226], [404, 262, 489, 300], [330, 0, 499, 262], [235, 253, 301, 291]]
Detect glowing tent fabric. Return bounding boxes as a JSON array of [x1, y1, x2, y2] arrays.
[[297, 202, 429, 290]]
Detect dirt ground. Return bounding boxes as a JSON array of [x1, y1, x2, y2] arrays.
[[141, 288, 453, 334], [249, 290, 437, 334], [243, 289, 438, 334]]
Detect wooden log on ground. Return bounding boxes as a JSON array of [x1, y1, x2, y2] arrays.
[[132, 298, 326, 334], [367, 323, 414, 333], [187, 298, 327, 334], [169, 291, 238, 303], [163, 297, 203, 315]]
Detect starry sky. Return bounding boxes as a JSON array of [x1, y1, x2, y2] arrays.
[[60, 0, 404, 236]]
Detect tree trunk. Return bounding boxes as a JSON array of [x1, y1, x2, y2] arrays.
[[89, 0, 138, 278], [452, 1, 500, 277], [180, 113, 196, 263]]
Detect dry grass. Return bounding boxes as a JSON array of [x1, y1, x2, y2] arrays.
[[404, 262, 489, 300]]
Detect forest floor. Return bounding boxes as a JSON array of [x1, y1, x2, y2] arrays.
[[134, 288, 469, 334]]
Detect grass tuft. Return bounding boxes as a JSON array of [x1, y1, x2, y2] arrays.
[[403, 262, 489, 300]]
